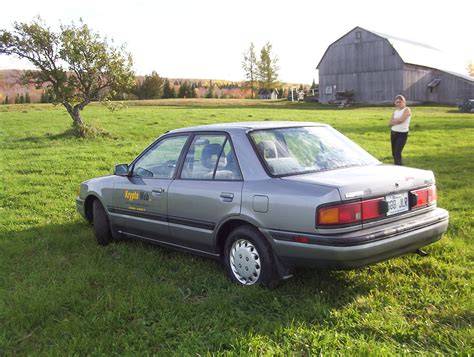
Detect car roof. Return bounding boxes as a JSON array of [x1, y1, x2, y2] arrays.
[[167, 121, 329, 134]]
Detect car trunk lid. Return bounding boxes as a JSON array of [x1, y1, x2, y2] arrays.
[[282, 164, 435, 200]]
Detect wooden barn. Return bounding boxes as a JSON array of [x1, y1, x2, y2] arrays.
[[317, 27, 474, 104]]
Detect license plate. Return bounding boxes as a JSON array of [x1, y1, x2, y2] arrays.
[[385, 193, 409, 216]]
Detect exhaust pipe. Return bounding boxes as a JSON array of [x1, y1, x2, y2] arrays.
[[415, 249, 428, 257]]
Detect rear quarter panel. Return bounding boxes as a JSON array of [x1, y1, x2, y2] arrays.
[[242, 179, 341, 233]]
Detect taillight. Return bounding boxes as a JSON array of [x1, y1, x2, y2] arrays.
[[362, 198, 385, 220], [410, 185, 437, 209], [317, 185, 437, 227], [317, 198, 385, 227], [318, 201, 361, 226], [428, 185, 437, 205]]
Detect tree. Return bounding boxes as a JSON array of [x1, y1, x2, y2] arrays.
[[0, 18, 134, 130], [189, 83, 197, 98], [257, 41, 279, 91], [25, 92, 31, 103], [162, 78, 175, 99], [206, 81, 215, 98], [177, 82, 185, 98], [178, 81, 192, 98], [467, 60, 474, 77], [310, 79, 317, 90], [135, 71, 163, 99], [4, 95, 9, 104], [279, 86, 285, 99], [242, 42, 258, 98]]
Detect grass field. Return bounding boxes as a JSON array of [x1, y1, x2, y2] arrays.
[[0, 99, 473, 355]]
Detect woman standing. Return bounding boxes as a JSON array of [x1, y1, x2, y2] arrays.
[[389, 95, 411, 166]]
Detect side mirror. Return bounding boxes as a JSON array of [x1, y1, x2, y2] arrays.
[[114, 164, 129, 176]]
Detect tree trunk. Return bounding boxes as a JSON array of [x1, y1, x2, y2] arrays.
[[71, 106, 84, 127], [62, 101, 85, 127]]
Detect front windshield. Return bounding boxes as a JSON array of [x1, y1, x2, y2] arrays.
[[250, 126, 379, 176]]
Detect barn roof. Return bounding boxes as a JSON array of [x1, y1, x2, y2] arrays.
[[317, 27, 473, 82]]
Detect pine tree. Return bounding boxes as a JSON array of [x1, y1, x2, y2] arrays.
[[162, 79, 174, 99], [178, 81, 190, 98], [257, 42, 279, 92], [310, 79, 317, 90], [135, 71, 163, 99], [189, 83, 197, 98]]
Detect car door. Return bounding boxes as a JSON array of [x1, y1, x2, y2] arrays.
[[109, 134, 190, 241], [167, 133, 243, 253]]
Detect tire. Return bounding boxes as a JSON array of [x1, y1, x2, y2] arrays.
[[92, 199, 113, 246], [223, 225, 279, 287]]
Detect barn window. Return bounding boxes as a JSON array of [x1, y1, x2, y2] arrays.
[[428, 78, 441, 93], [325, 86, 333, 94], [356, 31, 361, 39]]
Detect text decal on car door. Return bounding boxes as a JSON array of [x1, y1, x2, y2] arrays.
[[124, 190, 150, 201]]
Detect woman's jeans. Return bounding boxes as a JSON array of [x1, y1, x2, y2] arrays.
[[391, 131, 408, 166]]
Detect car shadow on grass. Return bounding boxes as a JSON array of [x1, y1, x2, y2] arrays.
[[2, 221, 375, 343], [4, 220, 462, 354]]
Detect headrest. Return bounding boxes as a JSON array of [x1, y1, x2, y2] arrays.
[[202, 143, 222, 169], [257, 140, 278, 159]]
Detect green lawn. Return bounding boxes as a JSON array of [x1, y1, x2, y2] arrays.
[[0, 100, 473, 355]]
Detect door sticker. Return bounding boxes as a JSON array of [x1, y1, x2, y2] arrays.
[[124, 190, 151, 201]]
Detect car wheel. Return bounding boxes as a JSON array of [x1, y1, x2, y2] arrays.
[[92, 199, 113, 246], [224, 226, 279, 287]]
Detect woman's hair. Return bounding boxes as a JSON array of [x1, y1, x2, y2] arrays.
[[394, 95, 406, 102]]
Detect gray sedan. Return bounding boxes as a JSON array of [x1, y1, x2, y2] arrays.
[[76, 122, 449, 286]]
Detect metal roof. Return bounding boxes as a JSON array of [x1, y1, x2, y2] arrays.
[[317, 26, 473, 82]]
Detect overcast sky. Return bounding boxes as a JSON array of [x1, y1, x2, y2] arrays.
[[1, 0, 472, 84]]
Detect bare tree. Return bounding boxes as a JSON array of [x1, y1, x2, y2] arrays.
[[242, 42, 258, 98]]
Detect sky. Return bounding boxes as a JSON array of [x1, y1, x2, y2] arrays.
[[0, 0, 472, 84]]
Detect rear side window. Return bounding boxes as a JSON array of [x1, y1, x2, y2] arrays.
[[180, 134, 242, 180]]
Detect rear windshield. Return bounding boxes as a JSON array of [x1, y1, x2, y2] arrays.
[[250, 126, 379, 176]]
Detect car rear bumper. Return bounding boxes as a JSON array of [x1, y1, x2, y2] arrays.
[[262, 207, 449, 269]]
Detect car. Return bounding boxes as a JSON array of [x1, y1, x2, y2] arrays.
[[76, 122, 449, 286], [458, 99, 474, 113]]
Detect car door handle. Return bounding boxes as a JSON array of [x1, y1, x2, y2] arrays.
[[152, 188, 164, 196], [220, 192, 234, 202]]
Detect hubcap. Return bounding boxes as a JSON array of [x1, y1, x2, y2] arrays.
[[229, 239, 261, 285]]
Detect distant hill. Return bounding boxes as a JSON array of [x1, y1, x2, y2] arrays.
[[0, 69, 309, 103], [0, 70, 49, 103]]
